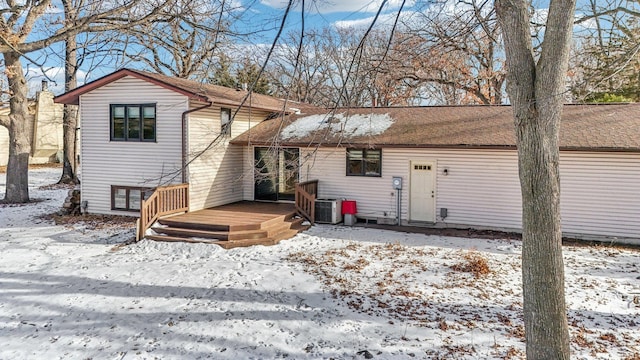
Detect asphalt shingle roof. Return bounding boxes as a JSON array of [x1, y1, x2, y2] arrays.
[[55, 68, 298, 113], [231, 104, 640, 151]]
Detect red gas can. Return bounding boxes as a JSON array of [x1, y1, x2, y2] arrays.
[[341, 200, 357, 215]]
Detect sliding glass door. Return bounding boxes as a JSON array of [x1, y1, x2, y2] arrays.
[[254, 147, 299, 201]]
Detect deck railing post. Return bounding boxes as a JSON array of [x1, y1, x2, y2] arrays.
[[294, 180, 318, 224], [137, 183, 189, 241]]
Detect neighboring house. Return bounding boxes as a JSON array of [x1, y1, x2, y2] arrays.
[[0, 81, 64, 166], [55, 69, 640, 243]]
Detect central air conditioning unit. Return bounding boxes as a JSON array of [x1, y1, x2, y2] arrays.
[[315, 198, 343, 224]]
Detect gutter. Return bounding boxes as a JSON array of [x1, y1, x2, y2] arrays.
[[181, 101, 213, 183]]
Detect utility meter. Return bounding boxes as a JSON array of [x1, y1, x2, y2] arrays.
[[392, 177, 402, 190]]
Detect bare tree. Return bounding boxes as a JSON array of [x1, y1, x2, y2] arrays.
[[58, 0, 82, 185], [0, 0, 170, 202], [56, 0, 233, 185], [495, 0, 575, 358], [267, 1, 504, 107], [55, 26, 138, 185], [405, 0, 506, 104], [123, 0, 240, 80], [268, 26, 420, 107], [571, 0, 640, 102], [268, 29, 335, 106]]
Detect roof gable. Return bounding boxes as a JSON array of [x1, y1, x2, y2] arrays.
[[54, 68, 295, 113]]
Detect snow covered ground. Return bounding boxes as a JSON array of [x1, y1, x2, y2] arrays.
[[0, 167, 638, 360]]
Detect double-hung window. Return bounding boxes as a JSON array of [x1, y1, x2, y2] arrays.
[[111, 104, 156, 141], [346, 148, 382, 177]]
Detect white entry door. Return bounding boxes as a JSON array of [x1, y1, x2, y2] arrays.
[[410, 161, 436, 222]]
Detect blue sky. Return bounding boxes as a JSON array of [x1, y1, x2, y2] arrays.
[[23, 0, 416, 95], [246, 0, 414, 30], [23, 0, 600, 96], [229, 0, 418, 53], [25, 0, 415, 93]]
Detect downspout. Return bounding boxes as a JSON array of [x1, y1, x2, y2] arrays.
[[181, 101, 213, 183]]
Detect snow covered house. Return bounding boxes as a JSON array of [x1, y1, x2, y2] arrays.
[[55, 69, 640, 245]]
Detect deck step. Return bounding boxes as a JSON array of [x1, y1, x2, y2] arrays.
[[146, 226, 308, 249], [261, 221, 296, 237], [157, 218, 234, 232], [146, 235, 221, 244], [158, 217, 280, 232], [151, 226, 269, 241], [144, 202, 310, 249], [268, 229, 302, 244], [259, 211, 297, 229], [215, 238, 279, 249], [288, 217, 306, 228]]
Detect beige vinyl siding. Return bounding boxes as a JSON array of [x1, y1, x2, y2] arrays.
[[188, 105, 271, 210], [301, 147, 403, 218], [559, 152, 640, 238], [412, 149, 523, 229], [79, 76, 187, 215], [0, 126, 7, 166], [294, 147, 639, 240], [297, 148, 521, 226]]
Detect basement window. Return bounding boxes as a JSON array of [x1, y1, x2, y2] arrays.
[[346, 148, 381, 177], [111, 185, 153, 211]]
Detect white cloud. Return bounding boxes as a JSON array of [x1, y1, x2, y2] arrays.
[[333, 10, 416, 29], [24, 67, 87, 96], [333, 11, 412, 29], [260, 0, 414, 14]]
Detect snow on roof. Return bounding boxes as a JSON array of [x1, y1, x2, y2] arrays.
[[280, 112, 394, 140]]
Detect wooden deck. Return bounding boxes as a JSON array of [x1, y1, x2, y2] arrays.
[[145, 201, 308, 249]]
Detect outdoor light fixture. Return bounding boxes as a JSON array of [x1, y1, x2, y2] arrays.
[[443, 168, 449, 176]]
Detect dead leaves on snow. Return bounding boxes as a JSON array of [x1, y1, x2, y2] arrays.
[[288, 242, 523, 359], [288, 240, 640, 359], [450, 251, 491, 278]]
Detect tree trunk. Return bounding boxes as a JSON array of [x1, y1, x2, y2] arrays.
[[516, 104, 569, 359], [59, 35, 80, 185], [3, 52, 33, 203], [495, 0, 575, 358]]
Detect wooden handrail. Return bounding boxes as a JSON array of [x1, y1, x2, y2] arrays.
[[295, 180, 318, 224], [137, 183, 189, 241]]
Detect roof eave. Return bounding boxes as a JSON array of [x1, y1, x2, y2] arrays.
[[559, 146, 640, 153], [212, 99, 294, 114], [54, 68, 210, 105], [228, 140, 640, 153]]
